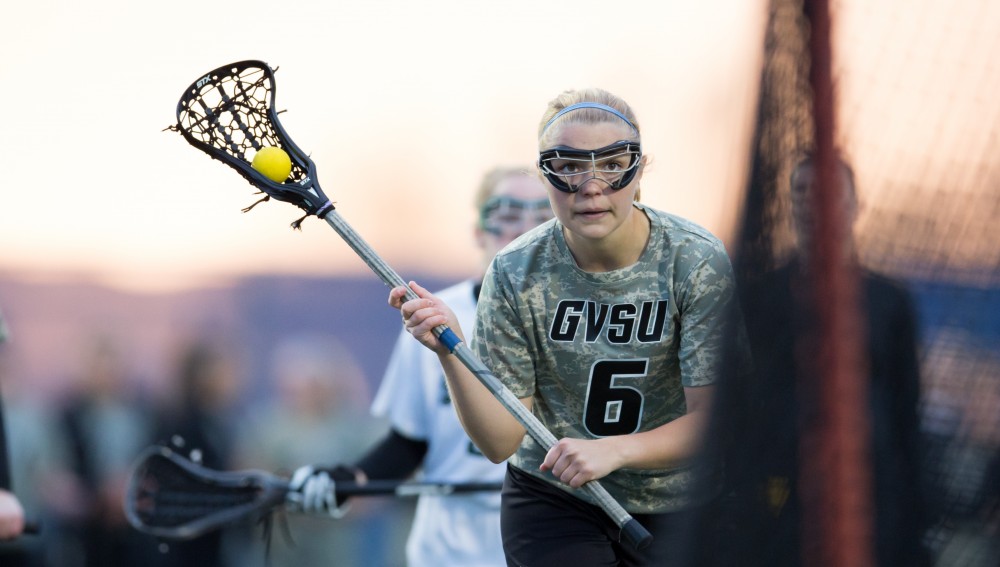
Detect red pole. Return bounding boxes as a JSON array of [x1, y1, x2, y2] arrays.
[[801, 1, 874, 566]]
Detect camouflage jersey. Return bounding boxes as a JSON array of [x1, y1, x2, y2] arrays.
[[471, 202, 736, 514]]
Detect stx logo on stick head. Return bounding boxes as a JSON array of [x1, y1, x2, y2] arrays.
[[549, 299, 669, 344], [195, 74, 213, 89]]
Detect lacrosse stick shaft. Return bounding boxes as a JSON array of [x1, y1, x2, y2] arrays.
[[335, 480, 502, 498], [322, 211, 651, 549]]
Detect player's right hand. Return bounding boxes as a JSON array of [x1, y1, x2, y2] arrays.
[[391, 281, 464, 356]]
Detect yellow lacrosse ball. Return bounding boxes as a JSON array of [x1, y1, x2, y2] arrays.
[[251, 146, 292, 183]]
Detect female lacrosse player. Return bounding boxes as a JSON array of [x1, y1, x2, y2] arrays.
[[391, 88, 737, 566]]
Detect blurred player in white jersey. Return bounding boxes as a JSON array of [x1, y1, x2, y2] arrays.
[[292, 166, 552, 566]]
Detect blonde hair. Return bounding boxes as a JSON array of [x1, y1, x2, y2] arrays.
[[537, 88, 641, 149], [474, 165, 534, 215]]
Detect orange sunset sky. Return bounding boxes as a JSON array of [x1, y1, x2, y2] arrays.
[[0, 0, 766, 293]]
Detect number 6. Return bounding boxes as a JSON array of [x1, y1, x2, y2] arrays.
[[583, 359, 647, 436]]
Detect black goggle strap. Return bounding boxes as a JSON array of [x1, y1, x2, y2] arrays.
[[538, 141, 642, 192], [479, 196, 553, 233]]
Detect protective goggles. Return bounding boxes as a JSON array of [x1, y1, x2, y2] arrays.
[[538, 140, 642, 193], [479, 196, 554, 236]]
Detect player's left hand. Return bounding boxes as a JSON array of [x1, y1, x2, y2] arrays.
[[288, 466, 353, 518], [540, 438, 621, 488]]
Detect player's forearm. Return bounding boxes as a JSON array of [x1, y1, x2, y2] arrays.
[[438, 353, 526, 463], [606, 410, 712, 470]]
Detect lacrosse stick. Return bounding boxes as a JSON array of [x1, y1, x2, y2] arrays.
[[167, 60, 652, 549], [124, 445, 502, 540]]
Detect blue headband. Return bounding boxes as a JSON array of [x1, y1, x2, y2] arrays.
[[541, 102, 639, 136]]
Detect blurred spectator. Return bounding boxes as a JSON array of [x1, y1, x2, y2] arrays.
[[919, 330, 1000, 566], [152, 339, 243, 567], [0, 376, 70, 567], [717, 153, 928, 566], [0, 309, 28, 564], [53, 336, 160, 567], [226, 334, 398, 567]]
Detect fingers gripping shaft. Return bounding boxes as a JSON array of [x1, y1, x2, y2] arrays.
[[452, 343, 649, 548]]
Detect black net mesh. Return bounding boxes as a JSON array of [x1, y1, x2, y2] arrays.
[[128, 451, 266, 530], [176, 62, 310, 186], [832, 1, 1000, 564], [691, 0, 1000, 566]]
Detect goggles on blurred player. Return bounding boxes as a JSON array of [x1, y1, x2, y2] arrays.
[[538, 140, 642, 193], [479, 196, 554, 236]]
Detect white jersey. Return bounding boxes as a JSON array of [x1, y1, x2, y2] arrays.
[[372, 279, 506, 567]]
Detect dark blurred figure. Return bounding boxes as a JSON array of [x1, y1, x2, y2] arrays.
[[0, 310, 28, 565], [55, 337, 160, 567], [712, 154, 929, 567], [153, 340, 241, 567]]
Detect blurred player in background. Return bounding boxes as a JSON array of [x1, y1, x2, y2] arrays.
[[55, 337, 159, 567], [233, 334, 389, 567], [0, 311, 27, 543], [722, 153, 929, 566], [291, 166, 552, 566], [152, 340, 241, 567], [390, 88, 739, 566]]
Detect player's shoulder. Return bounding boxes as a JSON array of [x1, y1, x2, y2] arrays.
[[639, 204, 730, 272], [641, 204, 724, 249]]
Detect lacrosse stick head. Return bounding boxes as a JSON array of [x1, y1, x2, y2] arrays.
[[172, 60, 333, 219], [124, 445, 288, 540]]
